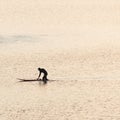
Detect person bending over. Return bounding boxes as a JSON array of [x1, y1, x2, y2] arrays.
[[37, 68, 48, 83]]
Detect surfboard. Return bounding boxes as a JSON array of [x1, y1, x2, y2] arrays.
[[17, 78, 42, 82]]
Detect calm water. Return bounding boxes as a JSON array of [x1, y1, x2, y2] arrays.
[[0, 33, 120, 120]]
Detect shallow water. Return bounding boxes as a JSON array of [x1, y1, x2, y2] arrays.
[[0, 32, 120, 120]]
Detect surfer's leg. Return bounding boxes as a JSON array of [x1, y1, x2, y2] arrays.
[[43, 76, 47, 84], [44, 74, 48, 81]]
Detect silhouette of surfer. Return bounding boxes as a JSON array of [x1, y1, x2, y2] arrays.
[[37, 68, 48, 83]]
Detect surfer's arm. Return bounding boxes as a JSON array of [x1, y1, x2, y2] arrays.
[[37, 72, 41, 79]]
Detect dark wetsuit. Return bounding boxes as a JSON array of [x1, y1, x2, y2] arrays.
[[38, 68, 48, 82]]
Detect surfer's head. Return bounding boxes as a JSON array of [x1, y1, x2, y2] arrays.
[[38, 68, 41, 71]]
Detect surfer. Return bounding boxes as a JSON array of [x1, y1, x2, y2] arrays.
[[37, 68, 48, 83]]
